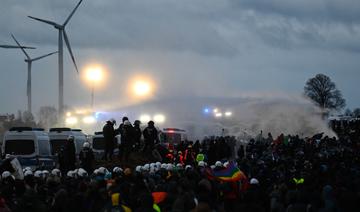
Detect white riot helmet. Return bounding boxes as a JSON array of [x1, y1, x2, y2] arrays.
[[83, 142, 90, 148], [198, 161, 205, 167], [250, 178, 259, 185], [42, 170, 50, 178], [176, 163, 183, 169], [98, 167, 107, 175], [223, 161, 229, 168], [78, 168, 88, 178], [113, 167, 123, 174], [24, 170, 33, 177], [135, 166, 142, 173], [215, 161, 223, 167], [161, 163, 167, 169], [185, 165, 192, 170], [34, 170, 43, 178], [51, 169, 61, 177], [67, 170, 76, 178], [2, 171, 12, 179], [142, 164, 150, 171]]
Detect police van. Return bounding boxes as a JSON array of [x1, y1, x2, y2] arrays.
[[90, 132, 121, 159], [48, 128, 87, 156], [159, 128, 187, 150], [1, 127, 54, 169]]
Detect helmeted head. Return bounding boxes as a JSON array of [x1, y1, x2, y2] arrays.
[[24, 170, 33, 177], [124, 120, 131, 126], [134, 120, 141, 126], [215, 161, 223, 167], [77, 168, 88, 178], [250, 178, 259, 185], [122, 117, 129, 123], [51, 169, 61, 177], [1, 171, 14, 180], [148, 120, 154, 126], [113, 167, 123, 174], [198, 161, 205, 167], [83, 142, 90, 149]]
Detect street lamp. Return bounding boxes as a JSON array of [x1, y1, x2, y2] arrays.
[[85, 66, 103, 109]]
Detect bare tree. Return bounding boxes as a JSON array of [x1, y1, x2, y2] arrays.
[[304, 74, 346, 111], [353, 108, 360, 117], [344, 108, 353, 116]]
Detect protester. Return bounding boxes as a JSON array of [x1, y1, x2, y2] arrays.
[[142, 121, 158, 155], [64, 135, 76, 171], [120, 120, 135, 162], [133, 120, 142, 151], [0, 118, 359, 212], [103, 119, 116, 161]]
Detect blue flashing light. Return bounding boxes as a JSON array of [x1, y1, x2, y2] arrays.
[[203, 108, 210, 114]]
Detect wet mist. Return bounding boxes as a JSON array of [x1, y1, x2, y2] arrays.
[[99, 95, 336, 140]]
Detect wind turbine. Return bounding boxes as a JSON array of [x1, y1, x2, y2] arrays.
[[28, 0, 83, 116], [0, 44, 35, 49], [11, 34, 57, 113]]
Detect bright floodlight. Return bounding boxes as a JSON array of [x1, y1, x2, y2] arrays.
[[133, 80, 151, 96], [213, 108, 219, 113], [83, 116, 96, 124], [154, 114, 166, 123], [225, 112, 232, 117], [86, 66, 103, 82], [65, 117, 78, 125], [140, 114, 151, 123], [215, 113, 223, 118], [203, 108, 210, 114]]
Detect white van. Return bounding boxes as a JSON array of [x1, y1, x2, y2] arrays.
[[159, 128, 187, 150], [89, 132, 121, 159], [48, 128, 87, 156], [1, 127, 54, 169]]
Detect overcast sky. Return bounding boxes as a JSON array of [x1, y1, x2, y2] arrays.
[[0, 0, 359, 115]]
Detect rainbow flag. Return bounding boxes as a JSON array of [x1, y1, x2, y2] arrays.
[[206, 162, 246, 182]]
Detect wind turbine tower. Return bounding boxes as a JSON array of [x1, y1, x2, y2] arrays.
[[11, 34, 57, 113], [28, 0, 83, 116]]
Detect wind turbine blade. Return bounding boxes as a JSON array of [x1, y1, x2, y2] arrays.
[[0, 45, 35, 49], [28, 16, 60, 27], [31, 51, 58, 62], [63, 30, 78, 73], [63, 0, 83, 26], [11, 34, 31, 60]]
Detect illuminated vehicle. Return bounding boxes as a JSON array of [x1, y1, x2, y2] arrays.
[[159, 128, 187, 150], [48, 128, 87, 156], [1, 127, 54, 169], [89, 132, 121, 159]]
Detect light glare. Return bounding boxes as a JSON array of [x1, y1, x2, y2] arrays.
[[140, 114, 151, 123], [83, 116, 96, 124], [154, 114, 166, 123], [65, 117, 78, 125]]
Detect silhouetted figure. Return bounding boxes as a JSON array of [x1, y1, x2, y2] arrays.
[[79, 142, 95, 173], [143, 121, 158, 154], [120, 120, 135, 161], [103, 119, 116, 161], [64, 135, 76, 171], [133, 120, 142, 151]]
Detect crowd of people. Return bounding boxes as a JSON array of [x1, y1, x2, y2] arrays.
[[0, 117, 360, 212], [102, 117, 159, 162]]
